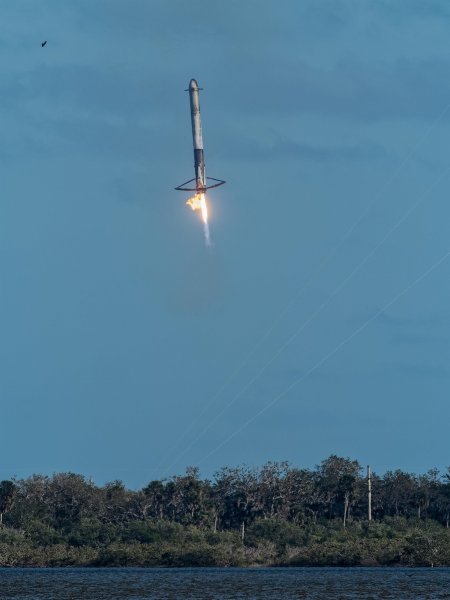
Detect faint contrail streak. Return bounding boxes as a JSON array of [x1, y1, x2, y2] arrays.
[[197, 249, 450, 465]]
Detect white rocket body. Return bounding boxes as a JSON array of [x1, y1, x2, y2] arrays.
[[175, 79, 225, 194], [189, 79, 206, 192]]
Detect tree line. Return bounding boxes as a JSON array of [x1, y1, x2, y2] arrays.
[[0, 455, 449, 567]]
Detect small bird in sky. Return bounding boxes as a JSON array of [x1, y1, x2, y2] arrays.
[[41, 41, 47, 47]]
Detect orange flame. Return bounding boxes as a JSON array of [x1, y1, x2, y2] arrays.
[[186, 192, 211, 246], [186, 193, 208, 225]]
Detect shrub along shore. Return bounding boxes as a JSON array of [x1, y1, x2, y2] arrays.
[[0, 456, 449, 567]]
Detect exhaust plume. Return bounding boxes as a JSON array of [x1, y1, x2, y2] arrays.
[[186, 193, 211, 246]]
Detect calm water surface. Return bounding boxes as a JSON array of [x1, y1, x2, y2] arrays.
[[0, 567, 449, 599]]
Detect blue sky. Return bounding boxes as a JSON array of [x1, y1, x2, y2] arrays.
[[0, 0, 449, 487]]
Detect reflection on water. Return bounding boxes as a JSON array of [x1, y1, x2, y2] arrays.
[[0, 567, 449, 599]]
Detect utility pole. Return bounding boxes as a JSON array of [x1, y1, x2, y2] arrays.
[[367, 465, 372, 522]]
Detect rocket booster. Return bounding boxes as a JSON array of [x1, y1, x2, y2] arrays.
[[189, 79, 206, 191], [175, 79, 225, 194]]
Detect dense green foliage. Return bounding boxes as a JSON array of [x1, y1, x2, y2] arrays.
[[0, 456, 449, 567]]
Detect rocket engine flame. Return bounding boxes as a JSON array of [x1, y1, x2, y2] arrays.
[[186, 193, 205, 220], [186, 193, 211, 246]]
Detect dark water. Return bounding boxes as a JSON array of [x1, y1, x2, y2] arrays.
[[0, 568, 449, 599]]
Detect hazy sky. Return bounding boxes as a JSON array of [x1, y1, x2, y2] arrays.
[[1, 0, 449, 487]]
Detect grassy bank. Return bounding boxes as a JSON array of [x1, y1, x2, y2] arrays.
[[1, 518, 449, 567]]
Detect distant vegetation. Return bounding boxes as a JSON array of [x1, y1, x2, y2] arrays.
[[0, 456, 449, 567]]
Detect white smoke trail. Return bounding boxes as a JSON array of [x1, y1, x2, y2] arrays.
[[203, 220, 211, 247], [186, 193, 212, 246]]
